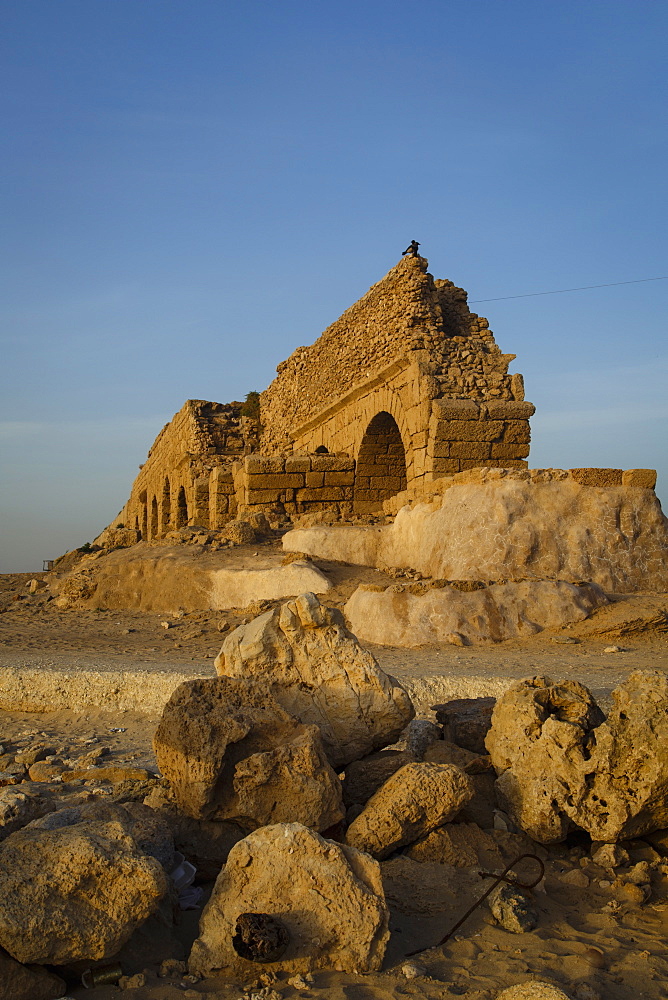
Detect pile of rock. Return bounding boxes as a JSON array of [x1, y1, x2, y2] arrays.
[[1, 594, 668, 997]]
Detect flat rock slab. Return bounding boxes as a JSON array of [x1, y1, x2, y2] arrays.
[[345, 580, 608, 647]]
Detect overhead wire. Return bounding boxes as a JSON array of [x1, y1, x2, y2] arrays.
[[469, 274, 668, 304]]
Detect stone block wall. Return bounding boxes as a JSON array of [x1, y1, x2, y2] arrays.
[[427, 398, 535, 476], [233, 454, 356, 519]]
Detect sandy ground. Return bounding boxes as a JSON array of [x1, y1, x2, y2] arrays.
[[1, 568, 667, 1000]]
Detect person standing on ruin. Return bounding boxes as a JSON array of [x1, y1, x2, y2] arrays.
[[402, 240, 420, 257]]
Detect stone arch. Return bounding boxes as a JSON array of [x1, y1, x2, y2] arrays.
[[139, 490, 148, 540], [354, 410, 407, 509], [160, 478, 171, 535], [175, 485, 188, 529], [314, 445, 329, 454]]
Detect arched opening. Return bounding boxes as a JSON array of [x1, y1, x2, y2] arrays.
[[150, 496, 158, 538], [175, 485, 188, 529], [160, 478, 171, 535], [139, 491, 148, 540], [354, 411, 407, 511], [314, 445, 329, 454]]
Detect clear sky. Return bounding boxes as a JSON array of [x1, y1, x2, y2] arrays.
[[1, 1, 666, 572]]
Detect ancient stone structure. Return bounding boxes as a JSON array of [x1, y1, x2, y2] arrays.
[[106, 255, 534, 538]]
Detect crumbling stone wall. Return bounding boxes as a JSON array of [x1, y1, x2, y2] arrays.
[[100, 256, 537, 538], [259, 256, 533, 498], [108, 400, 256, 540]]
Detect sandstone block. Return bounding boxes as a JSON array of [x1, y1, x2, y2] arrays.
[[345, 762, 474, 859], [216, 593, 414, 768], [569, 467, 623, 486], [311, 456, 353, 472], [248, 474, 305, 489], [432, 398, 480, 420], [153, 676, 343, 831], [285, 456, 311, 473], [433, 697, 496, 754], [245, 456, 284, 474], [306, 472, 324, 487], [490, 442, 530, 459], [496, 986, 571, 1000], [246, 489, 284, 504], [189, 824, 389, 977], [439, 420, 504, 441], [501, 419, 532, 443], [431, 457, 460, 472], [449, 441, 491, 459], [342, 750, 415, 807], [406, 822, 504, 868], [0, 816, 167, 965], [485, 401, 536, 420], [295, 487, 345, 502], [622, 468, 657, 488], [324, 470, 355, 485], [222, 520, 256, 545]]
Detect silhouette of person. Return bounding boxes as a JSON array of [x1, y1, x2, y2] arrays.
[[402, 240, 420, 257]]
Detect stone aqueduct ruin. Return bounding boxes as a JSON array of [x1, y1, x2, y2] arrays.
[[112, 255, 535, 539]]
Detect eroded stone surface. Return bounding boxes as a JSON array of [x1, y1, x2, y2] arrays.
[[487, 671, 668, 843], [345, 762, 474, 859], [189, 823, 389, 977], [0, 817, 167, 964], [153, 675, 343, 831], [216, 593, 414, 768], [344, 580, 609, 647], [0, 947, 66, 1000]]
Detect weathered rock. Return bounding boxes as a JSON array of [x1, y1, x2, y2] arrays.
[[216, 593, 414, 768], [487, 671, 668, 843], [0, 785, 56, 841], [591, 843, 629, 868], [406, 821, 505, 868], [433, 697, 497, 754], [285, 475, 668, 593], [422, 741, 496, 827], [342, 750, 415, 807], [0, 947, 66, 1000], [344, 580, 609, 647], [496, 984, 572, 1000], [0, 816, 168, 964], [345, 762, 475, 859], [153, 676, 343, 831], [189, 823, 389, 977], [405, 719, 442, 759], [488, 882, 539, 933]]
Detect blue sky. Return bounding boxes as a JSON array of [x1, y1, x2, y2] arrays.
[[1, 1, 666, 571]]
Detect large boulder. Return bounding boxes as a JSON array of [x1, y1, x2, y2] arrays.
[[344, 580, 609, 647], [0, 815, 168, 965], [153, 676, 343, 831], [486, 671, 668, 842], [216, 593, 414, 768], [189, 823, 389, 977], [345, 762, 474, 859], [0, 947, 66, 1000]]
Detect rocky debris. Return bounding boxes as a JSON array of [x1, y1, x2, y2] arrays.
[[592, 843, 629, 868], [0, 946, 66, 1000], [342, 750, 415, 807], [153, 676, 343, 831], [487, 671, 668, 843], [222, 520, 257, 545], [433, 697, 496, 754], [406, 821, 505, 868], [216, 592, 415, 768], [496, 984, 572, 1000], [488, 882, 539, 933], [345, 762, 475, 859], [0, 785, 56, 841], [0, 813, 168, 964], [189, 823, 389, 977], [345, 580, 609, 647], [405, 719, 442, 759], [421, 741, 496, 827]]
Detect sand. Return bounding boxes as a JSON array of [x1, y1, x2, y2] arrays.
[[0, 568, 667, 1000]]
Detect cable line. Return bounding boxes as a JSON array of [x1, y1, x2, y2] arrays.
[[470, 274, 668, 304]]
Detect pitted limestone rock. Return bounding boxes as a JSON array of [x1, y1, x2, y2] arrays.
[[0, 816, 168, 965], [215, 593, 414, 769], [189, 823, 389, 977], [153, 675, 343, 831], [487, 671, 668, 843], [345, 762, 474, 859]]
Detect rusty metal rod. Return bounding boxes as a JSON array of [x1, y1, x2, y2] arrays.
[[406, 852, 545, 956]]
